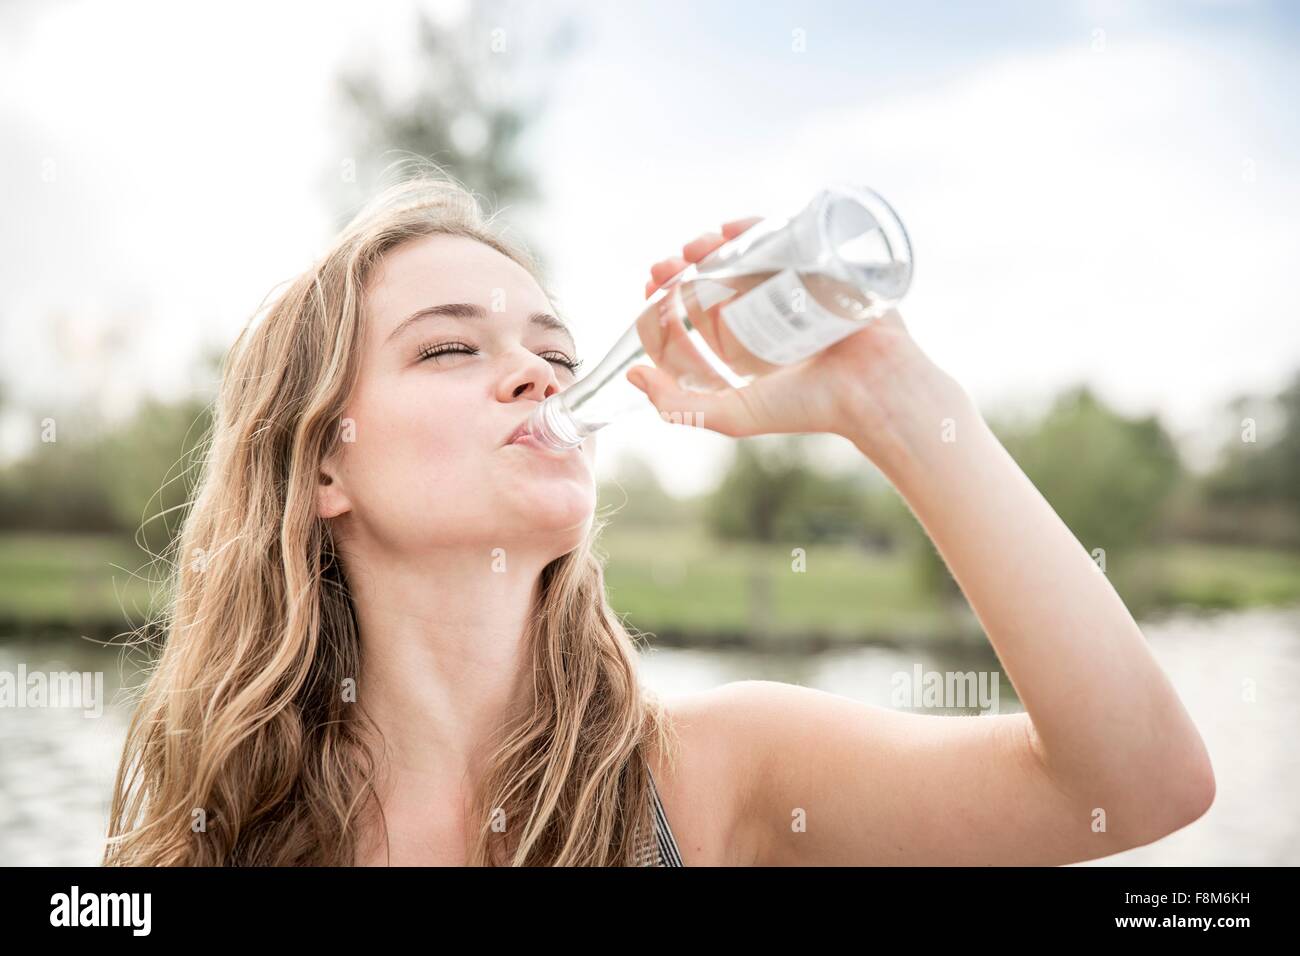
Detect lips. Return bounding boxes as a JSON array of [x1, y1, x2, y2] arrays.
[[504, 420, 531, 446], [503, 418, 580, 457]]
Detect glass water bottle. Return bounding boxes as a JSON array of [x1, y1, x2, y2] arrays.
[[522, 183, 913, 450]]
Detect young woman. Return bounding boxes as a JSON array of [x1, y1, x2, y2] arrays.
[[103, 169, 1214, 866]]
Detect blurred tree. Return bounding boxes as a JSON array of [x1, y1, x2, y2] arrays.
[[707, 436, 814, 545], [705, 434, 896, 640], [706, 434, 888, 547], [994, 386, 1185, 556], [597, 450, 691, 527], [1182, 369, 1300, 549], [330, 0, 580, 261], [703, 436, 798, 642], [0, 397, 212, 545], [1205, 371, 1300, 509], [903, 385, 1187, 613], [0, 413, 120, 533], [781, 471, 895, 548], [99, 396, 213, 553]]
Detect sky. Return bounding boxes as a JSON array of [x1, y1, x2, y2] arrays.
[[2, 0, 1298, 495]]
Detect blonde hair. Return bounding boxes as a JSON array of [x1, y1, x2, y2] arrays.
[[103, 160, 680, 866]]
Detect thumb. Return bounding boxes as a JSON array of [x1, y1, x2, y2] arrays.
[[625, 365, 754, 438]]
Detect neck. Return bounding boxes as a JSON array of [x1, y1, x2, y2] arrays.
[[344, 542, 554, 790]]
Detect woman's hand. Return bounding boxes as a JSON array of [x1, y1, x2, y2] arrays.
[[625, 218, 970, 476]]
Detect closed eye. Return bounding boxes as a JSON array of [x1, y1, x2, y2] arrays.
[[539, 351, 584, 374], [416, 341, 583, 374], [416, 342, 480, 363]]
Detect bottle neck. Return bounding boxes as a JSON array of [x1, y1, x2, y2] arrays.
[[529, 391, 586, 449]]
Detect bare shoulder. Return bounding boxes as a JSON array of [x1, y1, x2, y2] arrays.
[[644, 680, 791, 867], [649, 679, 917, 866]]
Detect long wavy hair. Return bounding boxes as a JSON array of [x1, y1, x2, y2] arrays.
[[102, 163, 680, 866]]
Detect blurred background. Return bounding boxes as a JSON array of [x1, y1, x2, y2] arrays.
[[2, 0, 1298, 866]]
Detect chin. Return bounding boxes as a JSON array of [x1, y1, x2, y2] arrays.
[[504, 486, 594, 538]]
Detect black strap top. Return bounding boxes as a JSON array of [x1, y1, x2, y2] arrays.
[[636, 770, 684, 866]]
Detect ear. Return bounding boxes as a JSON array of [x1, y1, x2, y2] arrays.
[[316, 455, 351, 520]]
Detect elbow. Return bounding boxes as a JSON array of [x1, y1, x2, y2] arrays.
[[1143, 750, 1217, 844], [1181, 757, 1217, 826], [1111, 763, 1215, 853], [1110, 733, 1216, 850], [1172, 726, 1217, 826], [1151, 714, 1218, 835]]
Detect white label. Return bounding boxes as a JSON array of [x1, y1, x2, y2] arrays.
[[718, 268, 863, 366], [689, 277, 738, 311]]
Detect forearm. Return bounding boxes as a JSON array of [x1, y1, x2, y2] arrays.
[[845, 365, 1215, 831]]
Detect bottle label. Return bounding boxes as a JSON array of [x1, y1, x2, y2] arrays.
[[718, 268, 863, 366]]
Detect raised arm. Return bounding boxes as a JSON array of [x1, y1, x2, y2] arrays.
[[700, 359, 1214, 865], [630, 223, 1215, 866]]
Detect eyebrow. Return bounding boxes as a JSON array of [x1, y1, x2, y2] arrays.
[[386, 302, 577, 353]]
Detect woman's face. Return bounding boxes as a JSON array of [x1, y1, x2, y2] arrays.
[[320, 234, 597, 559]]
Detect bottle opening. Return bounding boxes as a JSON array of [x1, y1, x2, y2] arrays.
[[527, 393, 586, 450]]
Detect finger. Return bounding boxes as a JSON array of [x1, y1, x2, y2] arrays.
[[640, 301, 732, 390], [624, 364, 756, 439], [662, 329, 731, 389], [682, 231, 725, 263], [646, 257, 689, 298], [720, 216, 763, 239]]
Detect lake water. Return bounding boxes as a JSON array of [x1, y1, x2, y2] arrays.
[[2, 606, 1297, 866]]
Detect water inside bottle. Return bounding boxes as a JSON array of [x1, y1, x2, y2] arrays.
[[638, 267, 886, 385]]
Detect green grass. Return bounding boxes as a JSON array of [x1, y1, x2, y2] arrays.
[[599, 524, 967, 646], [0, 533, 160, 632], [599, 528, 1300, 645], [2, 530, 1298, 645], [1147, 543, 1300, 609]]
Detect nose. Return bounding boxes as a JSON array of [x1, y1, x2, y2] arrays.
[[497, 349, 561, 404]]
